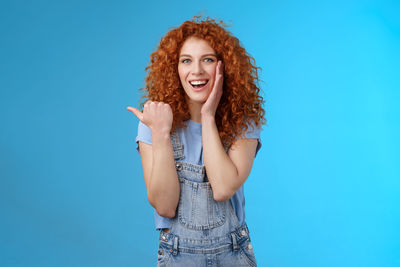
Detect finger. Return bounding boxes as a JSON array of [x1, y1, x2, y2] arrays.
[[213, 79, 223, 100], [214, 62, 224, 91], [217, 61, 224, 76], [126, 106, 144, 121]]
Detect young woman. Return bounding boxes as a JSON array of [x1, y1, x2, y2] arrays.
[[127, 16, 265, 267]]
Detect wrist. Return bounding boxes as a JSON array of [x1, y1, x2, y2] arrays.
[[201, 114, 215, 124], [150, 124, 171, 135], [152, 130, 171, 142]]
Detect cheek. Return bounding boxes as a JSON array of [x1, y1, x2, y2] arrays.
[[178, 67, 188, 82], [177, 69, 183, 81], [208, 65, 217, 79]]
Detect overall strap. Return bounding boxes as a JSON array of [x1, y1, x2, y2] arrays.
[[170, 130, 184, 160]]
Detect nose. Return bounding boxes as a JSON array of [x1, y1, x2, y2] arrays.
[[191, 60, 204, 75]]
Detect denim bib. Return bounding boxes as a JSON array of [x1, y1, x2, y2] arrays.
[[156, 131, 258, 267]]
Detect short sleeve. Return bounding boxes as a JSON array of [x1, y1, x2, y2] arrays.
[[241, 120, 262, 157], [135, 121, 152, 152]]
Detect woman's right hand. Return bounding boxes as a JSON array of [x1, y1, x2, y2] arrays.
[[127, 101, 173, 134]]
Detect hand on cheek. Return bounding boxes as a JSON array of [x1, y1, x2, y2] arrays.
[[201, 61, 224, 118]]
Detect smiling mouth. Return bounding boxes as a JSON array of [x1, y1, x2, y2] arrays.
[[189, 80, 209, 90]]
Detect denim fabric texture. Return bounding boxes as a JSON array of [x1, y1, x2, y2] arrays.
[[156, 131, 257, 267]]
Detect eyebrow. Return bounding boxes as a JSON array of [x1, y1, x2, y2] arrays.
[[179, 53, 217, 58]]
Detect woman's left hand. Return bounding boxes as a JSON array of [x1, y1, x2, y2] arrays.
[[201, 60, 224, 118]]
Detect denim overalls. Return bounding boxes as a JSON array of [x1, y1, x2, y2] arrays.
[[156, 131, 257, 267]]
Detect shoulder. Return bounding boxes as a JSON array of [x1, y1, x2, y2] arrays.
[[236, 120, 262, 157], [135, 121, 152, 152], [243, 120, 261, 139]]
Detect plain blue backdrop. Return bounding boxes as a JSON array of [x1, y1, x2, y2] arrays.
[[1, 0, 399, 266]]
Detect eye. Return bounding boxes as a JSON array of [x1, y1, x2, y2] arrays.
[[181, 58, 191, 64], [204, 58, 215, 63]]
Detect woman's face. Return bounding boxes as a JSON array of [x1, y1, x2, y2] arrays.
[[178, 37, 218, 104]]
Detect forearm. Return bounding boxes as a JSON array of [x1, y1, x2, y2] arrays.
[[148, 132, 180, 217], [201, 115, 240, 201]]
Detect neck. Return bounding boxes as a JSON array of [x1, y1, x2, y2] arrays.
[[187, 98, 203, 123]]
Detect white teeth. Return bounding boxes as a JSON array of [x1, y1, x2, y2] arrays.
[[190, 80, 207, 86]]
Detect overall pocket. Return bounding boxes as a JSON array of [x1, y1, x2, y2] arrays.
[[157, 242, 171, 267], [239, 237, 257, 267], [178, 179, 226, 230]]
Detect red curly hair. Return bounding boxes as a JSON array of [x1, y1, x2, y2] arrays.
[[141, 16, 266, 149]]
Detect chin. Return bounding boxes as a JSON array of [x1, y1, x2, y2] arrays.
[[194, 92, 211, 103], [189, 97, 207, 104], [185, 90, 209, 103]]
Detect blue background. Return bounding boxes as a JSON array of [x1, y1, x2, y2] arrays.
[[1, 0, 399, 266]]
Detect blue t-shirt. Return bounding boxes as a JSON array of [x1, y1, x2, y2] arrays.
[[135, 119, 261, 230]]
